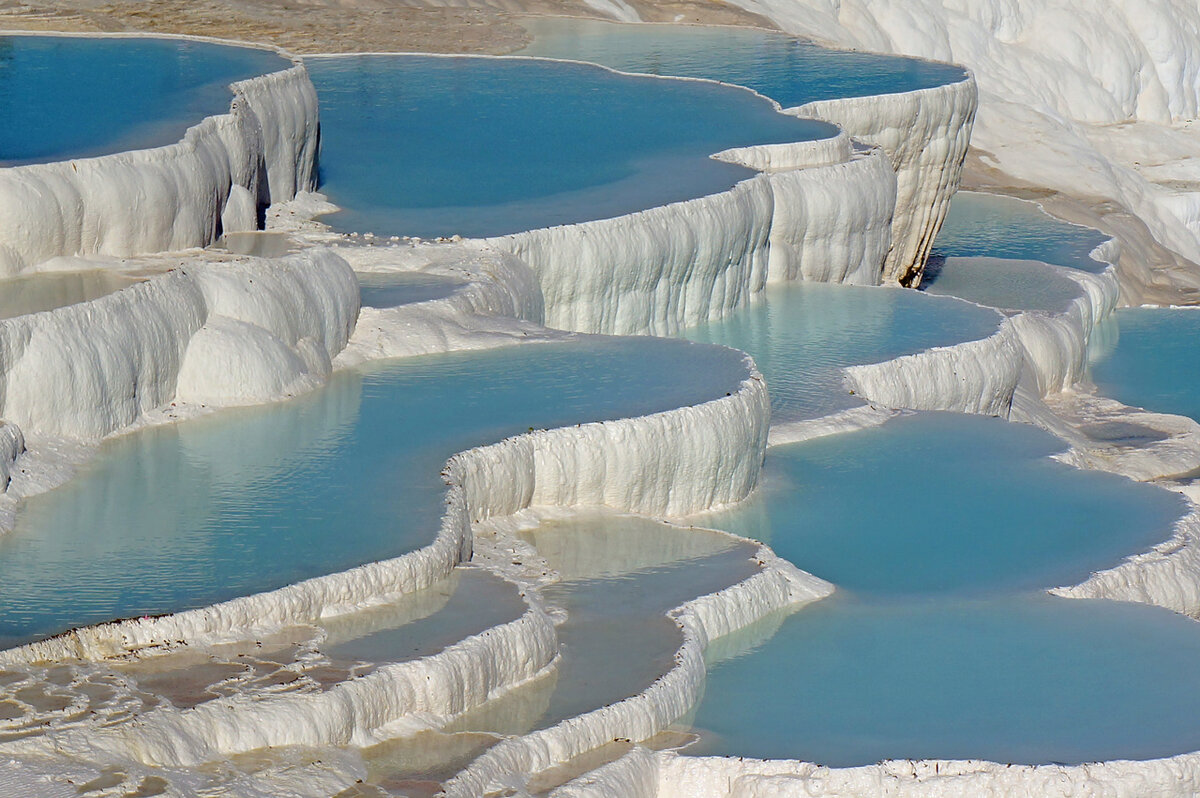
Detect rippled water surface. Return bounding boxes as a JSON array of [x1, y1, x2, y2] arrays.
[[0, 36, 288, 165]]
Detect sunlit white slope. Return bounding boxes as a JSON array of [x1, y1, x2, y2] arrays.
[[720, 0, 1200, 296]]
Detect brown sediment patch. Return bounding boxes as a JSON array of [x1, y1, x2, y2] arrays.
[[0, 0, 773, 54]]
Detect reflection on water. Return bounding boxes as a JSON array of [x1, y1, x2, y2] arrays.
[[3, 339, 746, 648], [1090, 308, 1200, 424], [0, 271, 142, 319], [684, 282, 1001, 421]]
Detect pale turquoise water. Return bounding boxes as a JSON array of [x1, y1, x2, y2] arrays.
[[0, 36, 289, 166], [1090, 308, 1200, 423], [921, 256, 1083, 313], [0, 338, 747, 648], [321, 569, 526, 667], [356, 272, 464, 309], [515, 18, 967, 107], [683, 396, 1191, 767], [0, 271, 142, 319], [306, 55, 834, 238], [931, 192, 1110, 274], [698, 413, 1182, 596], [683, 283, 1001, 421], [532, 518, 757, 725], [688, 593, 1200, 766]]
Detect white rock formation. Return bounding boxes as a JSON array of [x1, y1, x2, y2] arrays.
[[0, 43, 318, 276], [717, 0, 1200, 293], [786, 73, 978, 286], [492, 142, 897, 336], [0, 249, 357, 441]]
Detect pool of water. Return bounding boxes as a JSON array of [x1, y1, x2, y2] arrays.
[[358, 512, 760, 791], [357, 272, 465, 309], [686, 592, 1200, 766], [514, 18, 967, 108], [0, 36, 289, 166], [683, 282, 1001, 421], [931, 192, 1111, 274], [306, 55, 833, 239], [0, 271, 143, 319], [1090, 308, 1200, 422], [921, 256, 1083, 312], [695, 413, 1181, 596], [0, 338, 748, 648], [320, 568, 525, 667], [525, 514, 757, 726]]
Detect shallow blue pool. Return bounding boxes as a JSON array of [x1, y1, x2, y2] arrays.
[[1090, 308, 1200, 423], [514, 18, 967, 107], [0, 36, 289, 166], [687, 593, 1200, 766], [0, 338, 747, 648], [306, 55, 833, 238], [696, 413, 1182, 596], [922, 256, 1083, 313], [683, 283, 1001, 421], [931, 192, 1111, 274]]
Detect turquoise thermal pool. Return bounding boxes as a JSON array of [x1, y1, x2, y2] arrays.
[[515, 17, 968, 107], [305, 55, 833, 238], [686, 593, 1200, 766], [684, 282, 1002, 421], [922, 256, 1084, 312], [356, 271, 465, 309], [696, 413, 1182, 596], [0, 338, 747, 648], [358, 514, 761, 788], [931, 191, 1111, 274], [1090, 308, 1200, 423], [0, 35, 289, 166]]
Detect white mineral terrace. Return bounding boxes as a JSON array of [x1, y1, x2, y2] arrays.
[[0, 12, 1198, 798]]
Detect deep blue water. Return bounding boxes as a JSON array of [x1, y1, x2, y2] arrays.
[[931, 192, 1111, 274], [1, 338, 747, 648], [306, 55, 833, 238], [1090, 308, 1200, 423], [683, 282, 1001, 421], [0, 35, 289, 166], [515, 18, 967, 107]]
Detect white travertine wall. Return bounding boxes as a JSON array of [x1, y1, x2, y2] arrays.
[[785, 75, 978, 286], [721, 0, 1200, 287], [0, 59, 319, 276], [0, 249, 357, 440], [493, 144, 898, 336]]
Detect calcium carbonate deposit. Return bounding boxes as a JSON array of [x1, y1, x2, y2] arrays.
[[0, 8, 1199, 798]]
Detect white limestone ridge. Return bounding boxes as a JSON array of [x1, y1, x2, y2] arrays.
[[0, 45, 318, 276], [718, 0, 1200, 294]]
